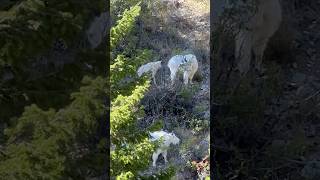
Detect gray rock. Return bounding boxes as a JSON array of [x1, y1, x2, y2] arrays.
[[86, 12, 108, 49], [291, 72, 307, 84], [203, 111, 210, 119], [296, 84, 315, 98], [301, 161, 320, 180], [195, 136, 210, 158], [311, 80, 320, 89]]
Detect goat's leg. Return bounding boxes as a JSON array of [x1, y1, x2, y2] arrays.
[[235, 30, 253, 76], [154, 77, 158, 86], [183, 71, 189, 85], [189, 76, 193, 85], [152, 73, 158, 87], [235, 31, 243, 61], [162, 150, 168, 164], [152, 150, 161, 167], [188, 67, 197, 85], [189, 72, 195, 84], [170, 69, 177, 86], [253, 40, 268, 73]]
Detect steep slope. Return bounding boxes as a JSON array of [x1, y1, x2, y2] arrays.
[[212, 0, 320, 179], [135, 0, 210, 179]]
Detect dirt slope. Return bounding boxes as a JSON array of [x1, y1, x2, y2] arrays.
[[137, 0, 210, 179]]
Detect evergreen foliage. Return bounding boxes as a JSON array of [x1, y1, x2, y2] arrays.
[[0, 0, 108, 179], [109, 1, 179, 179], [110, 1, 176, 179], [110, 49, 152, 99], [110, 3, 141, 51], [0, 76, 107, 179], [110, 0, 141, 23], [110, 81, 150, 144], [0, 0, 105, 67], [0, 0, 106, 126]]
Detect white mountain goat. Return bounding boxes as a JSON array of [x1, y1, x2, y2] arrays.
[[167, 54, 198, 85], [235, 0, 282, 76], [137, 61, 162, 86], [149, 130, 180, 167]]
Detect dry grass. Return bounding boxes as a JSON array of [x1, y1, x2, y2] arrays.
[[183, 0, 209, 16]]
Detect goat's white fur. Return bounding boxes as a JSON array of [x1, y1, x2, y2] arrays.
[[167, 54, 198, 85], [235, 0, 282, 75], [149, 130, 180, 167], [137, 61, 162, 86]]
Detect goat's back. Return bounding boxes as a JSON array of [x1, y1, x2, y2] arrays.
[[137, 61, 161, 77], [167, 55, 185, 69], [252, 0, 282, 37], [149, 131, 179, 146], [137, 63, 151, 77], [168, 54, 198, 67]]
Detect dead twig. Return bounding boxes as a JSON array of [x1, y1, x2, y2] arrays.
[[304, 89, 320, 101]]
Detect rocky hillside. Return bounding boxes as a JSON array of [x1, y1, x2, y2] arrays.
[[133, 0, 210, 179], [212, 0, 320, 179]]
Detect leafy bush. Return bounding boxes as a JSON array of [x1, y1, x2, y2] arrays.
[[0, 76, 107, 179], [110, 2, 176, 179]]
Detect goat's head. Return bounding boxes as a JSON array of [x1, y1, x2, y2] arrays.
[[137, 65, 144, 77], [155, 61, 162, 68], [169, 132, 180, 145]]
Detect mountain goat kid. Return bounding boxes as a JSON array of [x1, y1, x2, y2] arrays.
[[235, 0, 282, 76], [167, 54, 198, 85], [149, 130, 180, 167], [137, 61, 162, 86]]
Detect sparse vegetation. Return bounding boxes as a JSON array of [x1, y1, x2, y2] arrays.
[[212, 0, 320, 179], [127, 0, 210, 178]]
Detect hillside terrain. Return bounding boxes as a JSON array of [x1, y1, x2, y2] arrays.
[[212, 0, 320, 179], [131, 0, 211, 179]]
